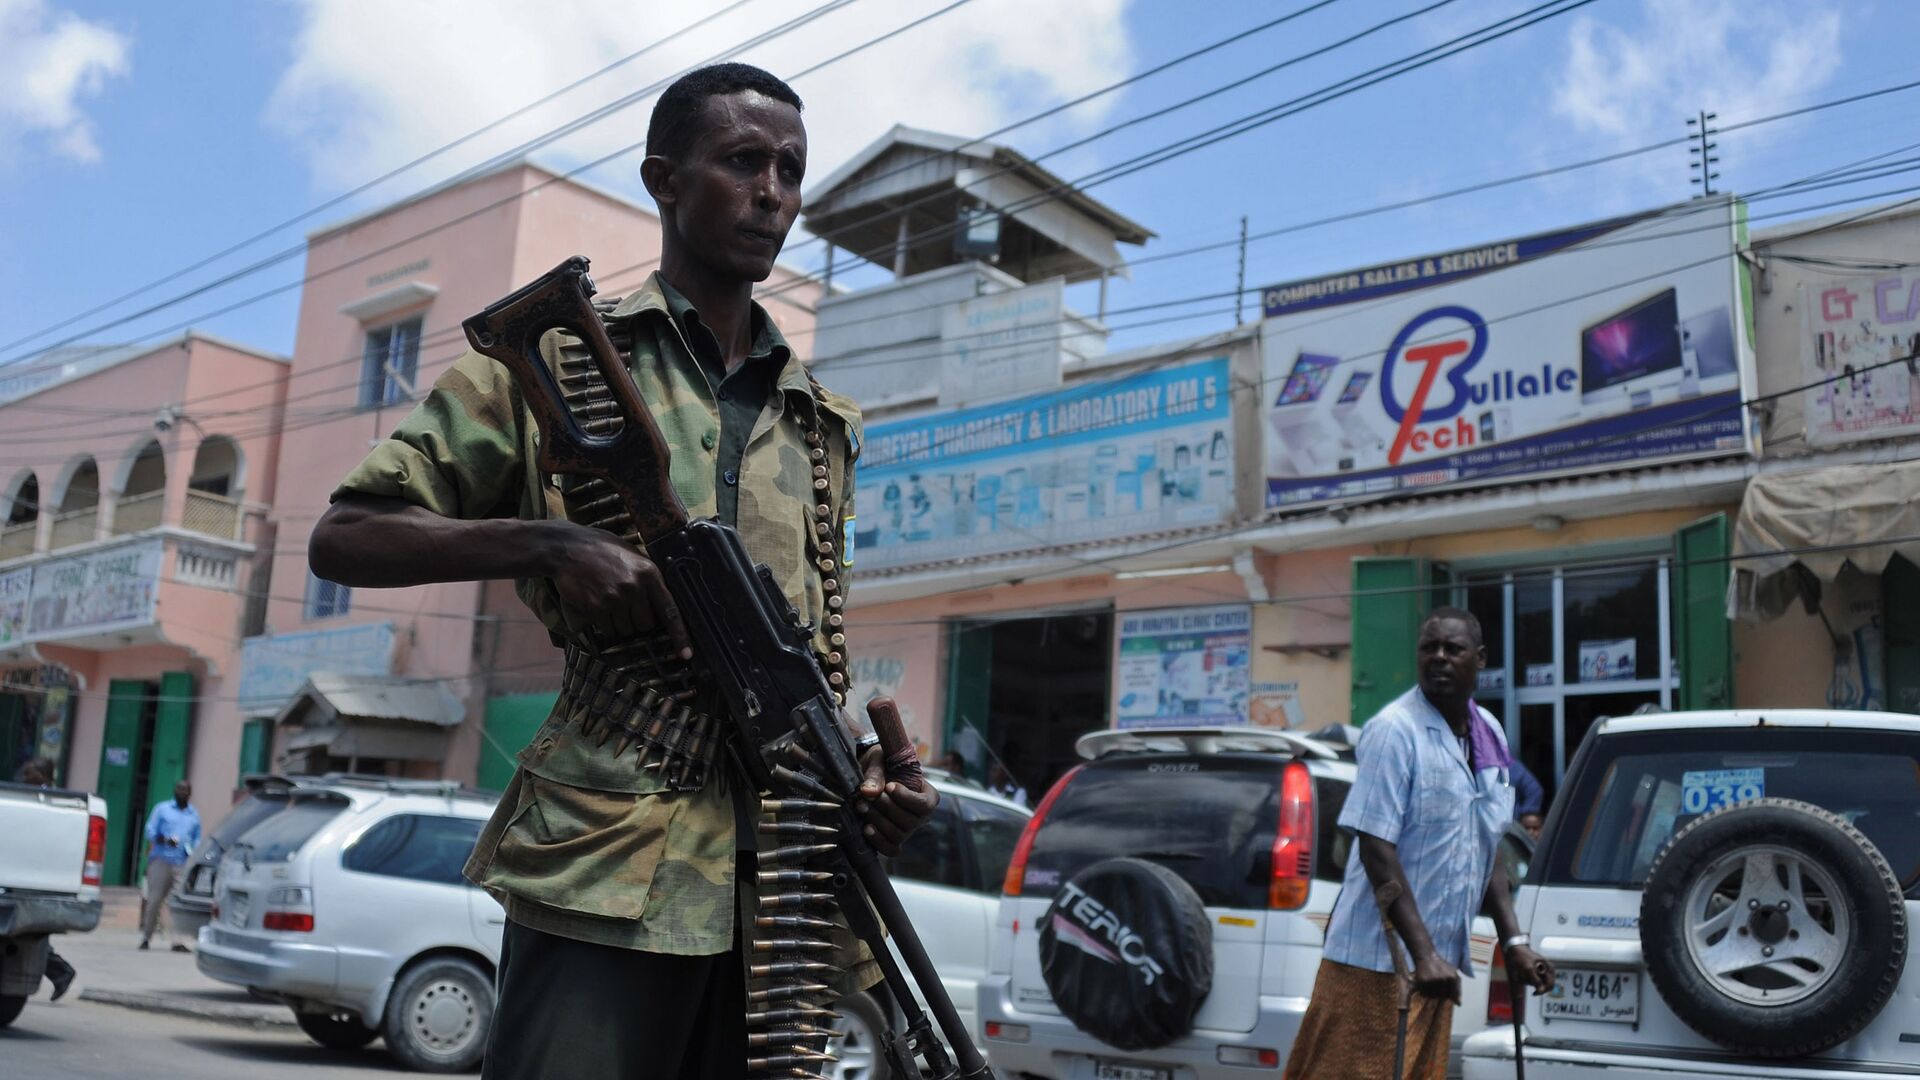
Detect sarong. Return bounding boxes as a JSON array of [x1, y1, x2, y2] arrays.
[[1283, 958, 1454, 1080]]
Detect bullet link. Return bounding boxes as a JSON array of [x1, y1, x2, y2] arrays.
[[747, 1007, 840, 1025]]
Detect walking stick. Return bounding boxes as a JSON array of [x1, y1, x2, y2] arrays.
[[1371, 880, 1412, 1080], [1511, 976, 1527, 1080]]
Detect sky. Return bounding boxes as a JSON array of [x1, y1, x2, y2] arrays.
[[0, 0, 1906, 373]]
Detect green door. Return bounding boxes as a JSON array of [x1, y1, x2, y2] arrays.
[[1883, 555, 1920, 714], [1673, 513, 1734, 710], [943, 620, 993, 783], [479, 693, 557, 792], [97, 680, 148, 887], [1350, 557, 1431, 725], [147, 671, 194, 817], [237, 717, 273, 778]]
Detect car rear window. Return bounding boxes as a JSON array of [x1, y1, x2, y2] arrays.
[[1543, 728, 1920, 893], [230, 792, 350, 862], [210, 790, 292, 847], [1021, 755, 1295, 908]]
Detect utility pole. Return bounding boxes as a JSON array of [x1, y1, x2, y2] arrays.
[[1687, 110, 1720, 197], [1234, 215, 1249, 325]]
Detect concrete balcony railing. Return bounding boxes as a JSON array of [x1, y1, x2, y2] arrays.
[[50, 508, 98, 550], [112, 490, 166, 535], [0, 521, 34, 560], [182, 490, 244, 541]]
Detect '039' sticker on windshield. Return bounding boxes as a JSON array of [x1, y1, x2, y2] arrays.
[[1680, 768, 1764, 814]]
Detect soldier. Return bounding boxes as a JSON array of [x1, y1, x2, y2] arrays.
[[311, 63, 937, 1079]]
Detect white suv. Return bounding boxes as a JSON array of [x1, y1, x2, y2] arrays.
[[978, 727, 1524, 1079], [1462, 709, 1920, 1078], [196, 777, 500, 1072]]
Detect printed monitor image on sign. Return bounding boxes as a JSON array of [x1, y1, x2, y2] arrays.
[[1258, 199, 1752, 508], [1580, 288, 1682, 406]]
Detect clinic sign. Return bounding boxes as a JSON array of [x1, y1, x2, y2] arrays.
[[1113, 604, 1251, 729], [1260, 199, 1753, 508], [855, 356, 1232, 569]]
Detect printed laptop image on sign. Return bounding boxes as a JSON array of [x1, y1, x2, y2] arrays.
[[1268, 351, 1339, 474], [1580, 288, 1683, 408]]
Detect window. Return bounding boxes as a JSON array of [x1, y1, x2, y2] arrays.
[[344, 814, 484, 886], [359, 317, 422, 408], [886, 799, 964, 888], [232, 793, 349, 862], [305, 570, 351, 619], [961, 797, 1028, 893]]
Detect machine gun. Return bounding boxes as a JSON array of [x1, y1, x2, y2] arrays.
[[463, 256, 995, 1080]]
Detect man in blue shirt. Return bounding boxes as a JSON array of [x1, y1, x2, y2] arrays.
[[140, 780, 200, 953], [1284, 608, 1554, 1079]]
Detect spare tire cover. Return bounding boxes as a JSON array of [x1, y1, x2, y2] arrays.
[[1038, 857, 1213, 1051]]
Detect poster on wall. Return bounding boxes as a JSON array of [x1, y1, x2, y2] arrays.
[[856, 356, 1233, 570], [1260, 198, 1752, 508], [1113, 605, 1251, 729], [1249, 680, 1304, 730], [26, 538, 162, 639], [1577, 639, 1637, 682], [1799, 277, 1920, 446], [0, 567, 28, 647]]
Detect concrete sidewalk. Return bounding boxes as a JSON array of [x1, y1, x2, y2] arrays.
[[44, 925, 295, 1028]]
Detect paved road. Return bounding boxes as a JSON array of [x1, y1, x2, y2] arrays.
[[1, 996, 436, 1079]]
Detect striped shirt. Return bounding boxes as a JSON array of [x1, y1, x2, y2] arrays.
[[1322, 688, 1514, 976]]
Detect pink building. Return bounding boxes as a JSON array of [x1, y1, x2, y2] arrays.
[[252, 160, 822, 789], [0, 333, 289, 885]]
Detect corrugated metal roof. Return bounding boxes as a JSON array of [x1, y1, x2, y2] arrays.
[[274, 672, 464, 728]]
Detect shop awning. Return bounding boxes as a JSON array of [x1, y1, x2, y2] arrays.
[[1729, 460, 1920, 619], [275, 672, 463, 762]]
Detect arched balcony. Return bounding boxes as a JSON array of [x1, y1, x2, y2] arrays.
[[112, 439, 168, 536], [1, 471, 37, 560], [50, 457, 101, 550], [183, 435, 245, 540]]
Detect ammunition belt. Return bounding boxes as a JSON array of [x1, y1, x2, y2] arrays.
[[749, 793, 851, 1077]]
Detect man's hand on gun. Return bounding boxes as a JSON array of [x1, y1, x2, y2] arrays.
[[853, 698, 938, 857]]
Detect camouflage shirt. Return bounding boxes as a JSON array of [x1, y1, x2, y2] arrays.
[[333, 272, 861, 958]]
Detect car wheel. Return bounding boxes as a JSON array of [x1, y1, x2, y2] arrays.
[[296, 1009, 380, 1050], [0, 993, 25, 1029], [381, 957, 494, 1073], [825, 992, 890, 1080], [1640, 798, 1907, 1058]]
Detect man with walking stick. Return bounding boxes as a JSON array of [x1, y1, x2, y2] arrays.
[[1283, 608, 1554, 1079]]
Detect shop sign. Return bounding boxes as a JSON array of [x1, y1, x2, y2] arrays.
[[1799, 276, 1920, 446], [1577, 638, 1637, 682], [26, 538, 162, 639], [1260, 199, 1751, 508], [238, 621, 396, 716], [1249, 680, 1304, 730], [939, 278, 1065, 407], [1113, 604, 1251, 729], [0, 567, 29, 647], [856, 356, 1233, 570]]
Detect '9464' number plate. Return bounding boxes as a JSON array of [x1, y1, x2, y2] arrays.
[[1541, 966, 1639, 1024]]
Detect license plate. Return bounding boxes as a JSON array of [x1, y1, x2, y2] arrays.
[[227, 892, 250, 927], [1094, 1063, 1171, 1080], [1540, 965, 1639, 1024]]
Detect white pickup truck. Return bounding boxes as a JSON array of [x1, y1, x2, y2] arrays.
[[0, 778, 107, 1028]]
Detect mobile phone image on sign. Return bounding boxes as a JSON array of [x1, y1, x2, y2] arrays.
[[1679, 768, 1764, 814]]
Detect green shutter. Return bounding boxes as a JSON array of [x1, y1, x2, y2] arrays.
[[1673, 513, 1734, 710], [147, 671, 194, 819], [943, 620, 993, 783], [1883, 555, 1920, 714], [1351, 557, 1431, 724], [479, 693, 557, 792], [97, 680, 147, 887], [237, 718, 273, 777]]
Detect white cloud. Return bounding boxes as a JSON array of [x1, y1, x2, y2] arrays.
[[0, 0, 130, 163], [266, 0, 1133, 208], [1551, 0, 1841, 140]]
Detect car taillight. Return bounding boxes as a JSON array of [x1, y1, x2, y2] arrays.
[[1002, 765, 1081, 896], [1487, 944, 1513, 1024], [1268, 762, 1313, 910], [82, 814, 106, 887], [263, 885, 314, 933]]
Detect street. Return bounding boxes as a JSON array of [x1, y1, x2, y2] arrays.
[[0, 925, 472, 1079], [2, 997, 407, 1080]]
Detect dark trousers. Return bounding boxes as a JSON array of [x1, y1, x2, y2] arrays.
[[482, 919, 744, 1080]]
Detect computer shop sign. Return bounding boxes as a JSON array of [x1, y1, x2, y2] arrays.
[[1259, 199, 1754, 508]]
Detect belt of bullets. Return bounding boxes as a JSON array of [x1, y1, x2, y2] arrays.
[[748, 790, 851, 1078], [555, 643, 716, 791]]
